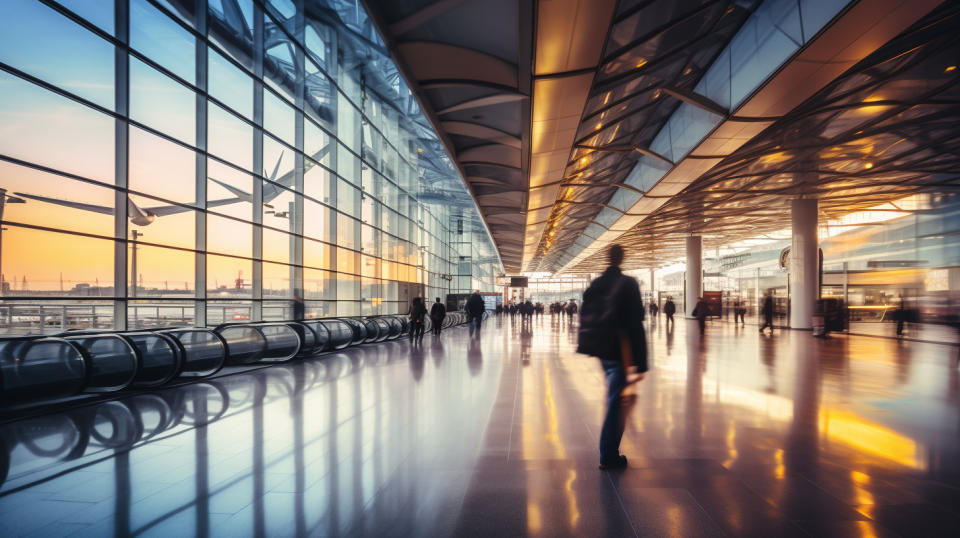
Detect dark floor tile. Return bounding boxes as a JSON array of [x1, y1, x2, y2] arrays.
[[615, 487, 727, 537], [855, 504, 960, 538], [688, 481, 809, 538]]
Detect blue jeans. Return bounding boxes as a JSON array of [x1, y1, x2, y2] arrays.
[[599, 359, 628, 462]]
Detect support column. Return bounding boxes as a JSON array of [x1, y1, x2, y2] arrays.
[[649, 268, 655, 305], [685, 236, 701, 317], [790, 198, 819, 329]]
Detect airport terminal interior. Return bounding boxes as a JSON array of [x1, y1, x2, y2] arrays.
[[0, 0, 958, 536]]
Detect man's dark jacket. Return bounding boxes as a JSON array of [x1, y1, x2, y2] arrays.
[[430, 302, 446, 320], [762, 295, 774, 321], [466, 293, 485, 318], [576, 266, 648, 372]]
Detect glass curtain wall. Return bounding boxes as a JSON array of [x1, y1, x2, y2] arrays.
[[0, 0, 501, 334]]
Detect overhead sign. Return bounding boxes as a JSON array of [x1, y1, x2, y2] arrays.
[[509, 276, 528, 288]]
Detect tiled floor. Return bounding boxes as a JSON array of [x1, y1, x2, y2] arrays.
[[1, 315, 958, 537]]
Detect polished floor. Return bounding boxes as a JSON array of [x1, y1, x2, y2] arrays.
[[1, 316, 959, 537]]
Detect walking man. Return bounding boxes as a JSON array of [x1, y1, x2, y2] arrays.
[[664, 297, 676, 329], [576, 244, 647, 470], [760, 291, 775, 334], [430, 297, 446, 336], [692, 296, 707, 334], [466, 290, 485, 337]]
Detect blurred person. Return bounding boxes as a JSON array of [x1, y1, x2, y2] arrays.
[[760, 291, 775, 334], [430, 297, 446, 336], [664, 297, 676, 329], [408, 297, 427, 343], [466, 290, 485, 336], [692, 296, 707, 334], [576, 244, 647, 470]]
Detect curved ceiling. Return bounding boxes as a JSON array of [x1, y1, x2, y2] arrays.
[[361, 0, 535, 271], [571, 2, 960, 271], [363, 0, 956, 275]]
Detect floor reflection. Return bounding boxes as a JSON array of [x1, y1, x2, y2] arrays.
[[0, 317, 958, 536]]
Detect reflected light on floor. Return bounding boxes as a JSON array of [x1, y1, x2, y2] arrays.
[[820, 409, 921, 469]]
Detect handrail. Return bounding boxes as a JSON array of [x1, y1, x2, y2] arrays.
[[0, 312, 475, 409]]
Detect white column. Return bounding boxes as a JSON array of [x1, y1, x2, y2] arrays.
[[649, 268, 656, 304], [685, 236, 702, 317], [790, 198, 819, 329]]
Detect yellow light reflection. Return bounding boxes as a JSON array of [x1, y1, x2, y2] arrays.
[[851, 470, 875, 506], [527, 502, 542, 534], [860, 95, 891, 115], [722, 420, 738, 468], [820, 409, 919, 468], [773, 449, 785, 480]]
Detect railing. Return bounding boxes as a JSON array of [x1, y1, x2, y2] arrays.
[[0, 313, 470, 410]]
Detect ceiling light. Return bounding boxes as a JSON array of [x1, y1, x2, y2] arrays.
[[417, 147, 423, 153], [864, 162, 873, 169], [946, 65, 957, 72], [635, 59, 647, 69], [594, 122, 603, 130], [579, 156, 589, 167]]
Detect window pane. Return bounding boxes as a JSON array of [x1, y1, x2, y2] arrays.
[[336, 247, 357, 275], [56, 0, 115, 34], [207, 255, 251, 298], [207, 214, 252, 257], [303, 200, 330, 243], [336, 272, 358, 301], [303, 268, 333, 300], [304, 120, 333, 167], [263, 187, 296, 233], [208, 102, 253, 171], [263, 261, 293, 298], [305, 66, 336, 132], [208, 0, 254, 68], [0, 160, 114, 237], [131, 244, 194, 297], [0, 71, 114, 183], [337, 214, 357, 250], [303, 238, 331, 270], [304, 161, 332, 204], [208, 47, 252, 118], [128, 193, 195, 250], [130, 57, 196, 144], [262, 136, 295, 188], [130, 0, 195, 83], [2, 226, 114, 295], [0, 0, 115, 109], [337, 178, 359, 215], [207, 159, 253, 221], [264, 90, 295, 145], [262, 227, 293, 264], [129, 126, 196, 205]]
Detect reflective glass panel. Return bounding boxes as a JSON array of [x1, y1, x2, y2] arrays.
[[0, 0, 115, 109], [0, 160, 114, 238], [130, 57, 196, 144], [130, 0, 195, 83], [2, 226, 114, 295], [208, 47, 252, 119], [207, 214, 252, 258], [128, 126, 196, 205], [208, 102, 253, 171], [0, 71, 114, 184]]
